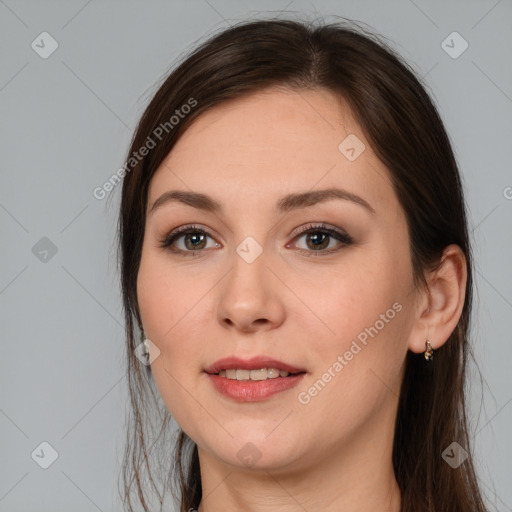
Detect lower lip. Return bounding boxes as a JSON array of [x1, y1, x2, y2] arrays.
[[206, 372, 306, 402]]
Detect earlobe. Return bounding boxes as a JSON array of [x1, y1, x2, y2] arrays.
[[408, 244, 468, 354]]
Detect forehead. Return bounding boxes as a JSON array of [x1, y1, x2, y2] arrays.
[[148, 88, 396, 216]]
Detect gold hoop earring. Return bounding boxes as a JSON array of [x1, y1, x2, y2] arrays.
[[424, 339, 434, 361]]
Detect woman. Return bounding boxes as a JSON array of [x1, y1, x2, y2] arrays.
[[117, 16, 488, 511]]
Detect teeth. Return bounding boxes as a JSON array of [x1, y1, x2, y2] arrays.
[[250, 368, 267, 381], [217, 368, 293, 380], [236, 369, 250, 380], [268, 368, 280, 378]]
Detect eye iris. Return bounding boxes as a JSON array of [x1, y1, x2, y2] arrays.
[[185, 232, 206, 250], [306, 232, 329, 250]]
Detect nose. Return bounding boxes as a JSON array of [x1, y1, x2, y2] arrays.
[[216, 241, 286, 333]]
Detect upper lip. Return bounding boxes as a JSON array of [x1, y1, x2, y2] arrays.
[[204, 356, 306, 374]]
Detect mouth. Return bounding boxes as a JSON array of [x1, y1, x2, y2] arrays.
[[204, 357, 308, 402], [204, 356, 307, 381], [209, 368, 306, 381]]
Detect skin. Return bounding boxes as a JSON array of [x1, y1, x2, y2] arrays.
[[136, 87, 467, 512]]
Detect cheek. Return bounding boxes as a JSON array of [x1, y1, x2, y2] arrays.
[[293, 288, 407, 443], [136, 247, 212, 375], [293, 249, 409, 398], [137, 247, 189, 338], [292, 255, 400, 343], [137, 259, 164, 340], [137, 252, 206, 425]]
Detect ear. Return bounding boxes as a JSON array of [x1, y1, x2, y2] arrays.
[[407, 244, 468, 354]]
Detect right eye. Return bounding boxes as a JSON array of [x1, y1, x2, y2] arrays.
[[159, 224, 220, 256]]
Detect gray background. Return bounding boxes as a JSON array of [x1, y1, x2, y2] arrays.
[[1, 0, 511, 510]]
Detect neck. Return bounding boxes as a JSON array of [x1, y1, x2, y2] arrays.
[[197, 460, 401, 512]]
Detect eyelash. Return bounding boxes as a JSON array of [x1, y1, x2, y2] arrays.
[[158, 223, 353, 257]]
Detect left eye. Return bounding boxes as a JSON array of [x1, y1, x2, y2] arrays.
[[289, 224, 353, 255]]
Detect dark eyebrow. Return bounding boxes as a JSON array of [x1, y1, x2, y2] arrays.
[[277, 188, 376, 215], [148, 187, 376, 216]]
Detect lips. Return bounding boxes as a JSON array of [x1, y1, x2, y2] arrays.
[[204, 356, 306, 375]]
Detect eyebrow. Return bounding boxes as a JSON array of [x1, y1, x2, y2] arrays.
[[148, 187, 376, 216]]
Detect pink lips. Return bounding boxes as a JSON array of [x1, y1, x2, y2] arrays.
[[204, 356, 307, 402], [204, 356, 306, 375]]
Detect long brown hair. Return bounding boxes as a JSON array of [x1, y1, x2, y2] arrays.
[[116, 16, 490, 511]]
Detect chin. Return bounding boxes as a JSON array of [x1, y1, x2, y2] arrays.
[[205, 433, 303, 471]]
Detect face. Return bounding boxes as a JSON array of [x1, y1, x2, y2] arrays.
[[137, 87, 420, 473]]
